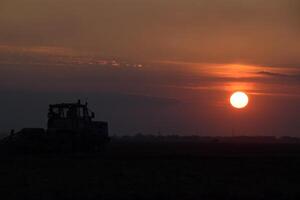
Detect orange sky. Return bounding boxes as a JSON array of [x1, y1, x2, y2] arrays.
[[0, 0, 300, 135]]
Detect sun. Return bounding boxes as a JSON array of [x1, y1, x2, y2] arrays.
[[230, 91, 249, 109]]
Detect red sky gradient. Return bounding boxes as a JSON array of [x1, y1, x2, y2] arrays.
[[0, 0, 300, 136]]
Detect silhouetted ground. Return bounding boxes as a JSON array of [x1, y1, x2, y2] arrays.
[[1, 139, 300, 199]]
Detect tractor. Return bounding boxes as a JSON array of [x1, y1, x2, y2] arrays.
[[1, 100, 109, 153]]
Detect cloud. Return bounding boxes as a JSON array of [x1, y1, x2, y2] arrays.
[[0, 45, 144, 70], [257, 71, 290, 77], [0, 0, 300, 66], [257, 71, 300, 83]]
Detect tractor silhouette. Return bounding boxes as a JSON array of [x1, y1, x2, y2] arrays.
[[1, 100, 109, 153]]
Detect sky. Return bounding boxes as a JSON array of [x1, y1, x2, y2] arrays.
[[0, 0, 300, 136]]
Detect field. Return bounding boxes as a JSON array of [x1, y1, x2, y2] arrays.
[[1, 139, 300, 199]]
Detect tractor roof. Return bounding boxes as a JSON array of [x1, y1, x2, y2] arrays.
[[49, 100, 87, 108]]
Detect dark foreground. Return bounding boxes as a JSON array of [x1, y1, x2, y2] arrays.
[[1, 140, 300, 200]]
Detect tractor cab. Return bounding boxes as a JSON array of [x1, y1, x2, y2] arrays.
[[48, 100, 96, 130], [47, 100, 109, 152]]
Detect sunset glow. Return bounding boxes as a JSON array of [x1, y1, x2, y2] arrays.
[[0, 0, 300, 136]]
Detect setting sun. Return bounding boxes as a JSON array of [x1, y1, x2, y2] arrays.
[[230, 91, 249, 109]]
